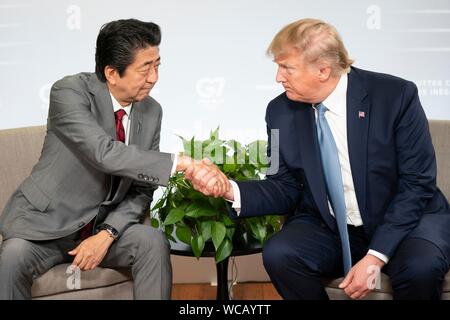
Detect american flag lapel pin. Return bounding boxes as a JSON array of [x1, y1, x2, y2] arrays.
[[358, 111, 365, 119]]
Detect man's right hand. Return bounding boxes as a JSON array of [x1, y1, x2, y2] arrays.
[[177, 156, 232, 199]]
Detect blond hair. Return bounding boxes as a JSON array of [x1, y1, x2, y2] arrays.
[[267, 18, 354, 76]]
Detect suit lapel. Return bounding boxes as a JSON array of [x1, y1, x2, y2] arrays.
[[294, 101, 337, 231], [129, 102, 143, 146], [87, 75, 116, 138], [346, 68, 370, 217]]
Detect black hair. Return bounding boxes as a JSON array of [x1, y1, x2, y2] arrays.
[[95, 19, 161, 82]]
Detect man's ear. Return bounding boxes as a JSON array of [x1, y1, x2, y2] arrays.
[[104, 66, 117, 85], [317, 60, 332, 82]]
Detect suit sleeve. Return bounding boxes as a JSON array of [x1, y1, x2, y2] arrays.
[[102, 109, 164, 235], [233, 103, 302, 217], [47, 79, 173, 186], [369, 81, 437, 257]]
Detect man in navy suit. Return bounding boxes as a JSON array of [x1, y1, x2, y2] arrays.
[[190, 18, 450, 299]]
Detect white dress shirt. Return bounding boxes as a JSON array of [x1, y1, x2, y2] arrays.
[[229, 74, 389, 263]]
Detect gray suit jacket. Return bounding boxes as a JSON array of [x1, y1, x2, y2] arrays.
[[0, 73, 173, 241]]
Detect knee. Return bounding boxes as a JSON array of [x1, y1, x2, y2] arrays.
[[262, 235, 294, 275], [393, 254, 447, 286], [128, 225, 169, 255], [0, 238, 31, 273]]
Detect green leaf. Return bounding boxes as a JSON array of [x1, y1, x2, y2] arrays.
[[208, 197, 225, 210], [211, 221, 226, 250], [164, 207, 186, 225], [248, 220, 267, 243], [185, 202, 202, 212], [150, 218, 159, 229], [225, 227, 235, 240], [177, 135, 193, 157], [177, 135, 204, 160], [165, 224, 174, 237], [164, 223, 175, 242], [222, 215, 235, 227], [151, 197, 166, 211], [166, 233, 176, 242], [175, 225, 192, 245], [256, 224, 267, 243], [200, 221, 213, 242], [191, 234, 205, 258], [210, 127, 220, 141], [212, 146, 227, 165], [202, 139, 224, 164], [187, 188, 206, 201], [185, 204, 217, 218], [222, 157, 237, 173], [266, 215, 282, 231], [215, 238, 233, 263], [191, 140, 204, 161]]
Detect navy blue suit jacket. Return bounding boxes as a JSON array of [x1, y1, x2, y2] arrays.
[[236, 67, 450, 261]]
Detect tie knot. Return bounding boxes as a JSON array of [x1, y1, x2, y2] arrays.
[[316, 103, 328, 117], [115, 109, 126, 122]]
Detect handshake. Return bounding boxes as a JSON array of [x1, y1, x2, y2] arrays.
[[176, 155, 234, 200]]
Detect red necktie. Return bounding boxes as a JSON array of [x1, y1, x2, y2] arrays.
[[79, 109, 127, 241], [115, 109, 126, 143]]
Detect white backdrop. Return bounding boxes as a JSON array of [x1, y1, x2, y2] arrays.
[[1, 0, 450, 152]]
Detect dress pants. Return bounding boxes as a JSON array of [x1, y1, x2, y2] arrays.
[[262, 214, 449, 300], [0, 224, 172, 300]]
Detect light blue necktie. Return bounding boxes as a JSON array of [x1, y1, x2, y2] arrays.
[[316, 103, 352, 274]]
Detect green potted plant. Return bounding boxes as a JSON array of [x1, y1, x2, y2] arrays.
[[150, 128, 281, 263]]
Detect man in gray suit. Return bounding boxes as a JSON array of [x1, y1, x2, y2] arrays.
[[0, 19, 228, 299]]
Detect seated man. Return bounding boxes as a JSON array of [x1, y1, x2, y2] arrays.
[[0, 18, 228, 300], [191, 18, 450, 299]]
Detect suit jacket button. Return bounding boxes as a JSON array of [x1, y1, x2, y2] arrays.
[[138, 174, 144, 179], [143, 175, 149, 181], [154, 177, 159, 182]]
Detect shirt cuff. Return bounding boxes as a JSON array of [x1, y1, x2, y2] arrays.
[[170, 153, 178, 176], [367, 249, 389, 264], [227, 180, 241, 216]]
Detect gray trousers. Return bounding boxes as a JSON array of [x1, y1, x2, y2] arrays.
[[0, 224, 172, 300]]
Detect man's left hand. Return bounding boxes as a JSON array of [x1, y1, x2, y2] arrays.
[[68, 230, 114, 271], [339, 254, 385, 299]]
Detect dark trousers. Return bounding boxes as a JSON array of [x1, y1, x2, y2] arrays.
[[262, 215, 449, 300]]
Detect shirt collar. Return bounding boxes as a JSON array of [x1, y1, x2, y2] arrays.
[[110, 92, 132, 116], [319, 73, 348, 116]]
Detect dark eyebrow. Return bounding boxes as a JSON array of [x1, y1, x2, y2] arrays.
[[139, 57, 161, 68]]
